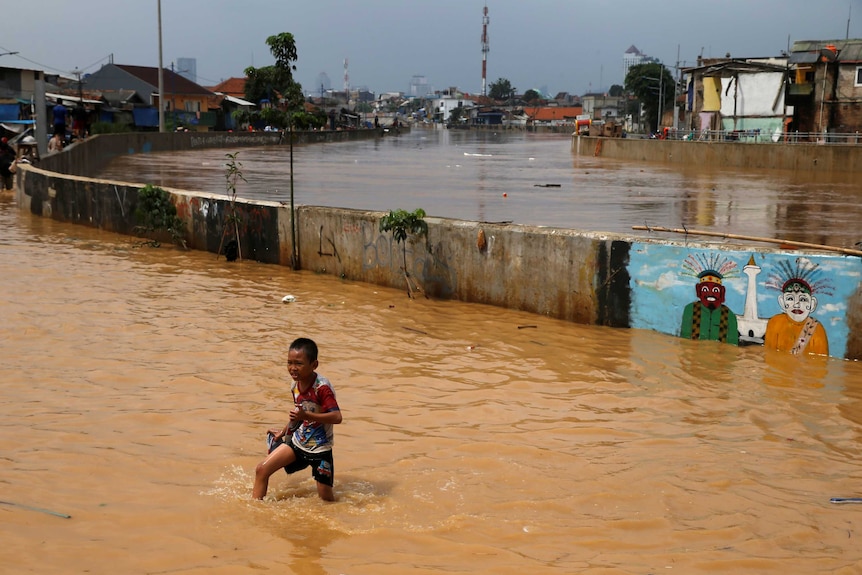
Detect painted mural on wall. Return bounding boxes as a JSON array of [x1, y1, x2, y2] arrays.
[[628, 243, 857, 360]]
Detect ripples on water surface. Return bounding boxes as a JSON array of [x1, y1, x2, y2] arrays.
[[98, 127, 862, 249], [6, 139, 862, 573]]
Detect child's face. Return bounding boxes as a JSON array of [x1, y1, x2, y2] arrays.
[[287, 348, 317, 384]]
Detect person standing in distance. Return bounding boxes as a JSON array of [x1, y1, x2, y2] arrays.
[[253, 337, 342, 501], [52, 99, 68, 137]]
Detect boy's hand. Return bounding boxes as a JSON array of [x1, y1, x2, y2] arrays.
[[289, 405, 304, 426]]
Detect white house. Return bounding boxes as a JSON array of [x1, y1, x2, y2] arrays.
[[430, 95, 475, 123]]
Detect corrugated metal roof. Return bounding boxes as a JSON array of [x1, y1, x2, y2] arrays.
[[223, 94, 255, 107], [837, 43, 862, 62], [789, 52, 820, 64], [790, 38, 862, 62]]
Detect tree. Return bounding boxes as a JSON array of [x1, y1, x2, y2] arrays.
[[488, 78, 515, 101], [244, 33, 305, 117], [608, 84, 624, 97], [379, 208, 428, 298], [448, 106, 466, 126], [523, 89, 541, 104], [624, 62, 675, 132]]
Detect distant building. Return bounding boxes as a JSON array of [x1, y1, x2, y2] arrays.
[[623, 45, 658, 79], [85, 63, 216, 130], [581, 93, 623, 120], [787, 38, 862, 136], [430, 94, 475, 123], [682, 57, 789, 135], [208, 77, 246, 99], [409, 75, 431, 98], [176, 58, 197, 84]]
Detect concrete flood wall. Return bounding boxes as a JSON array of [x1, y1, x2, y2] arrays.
[[16, 133, 862, 361], [574, 135, 862, 174], [38, 129, 395, 178]]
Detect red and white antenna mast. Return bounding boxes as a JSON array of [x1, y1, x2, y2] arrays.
[[481, 5, 489, 96]]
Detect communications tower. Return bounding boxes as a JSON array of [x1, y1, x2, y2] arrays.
[[343, 58, 349, 96], [481, 5, 489, 96]]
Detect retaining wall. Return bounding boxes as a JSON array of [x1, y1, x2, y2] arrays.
[[15, 134, 862, 361], [39, 129, 393, 178], [574, 135, 862, 174]]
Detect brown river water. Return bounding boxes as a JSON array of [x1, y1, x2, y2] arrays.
[[97, 127, 862, 250], [3, 133, 862, 574]]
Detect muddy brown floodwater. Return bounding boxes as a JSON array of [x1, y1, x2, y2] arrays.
[[98, 127, 862, 250], [4, 134, 862, 574]]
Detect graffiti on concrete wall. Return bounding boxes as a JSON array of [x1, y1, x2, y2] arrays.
[[628, 243, 856, 359], [360, 222, 457, 297]]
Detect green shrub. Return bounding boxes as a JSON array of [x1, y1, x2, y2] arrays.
[[134, 184, 186, 248]]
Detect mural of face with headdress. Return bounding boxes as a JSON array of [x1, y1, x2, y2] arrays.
[[766, 259, 833, 324], [679, 253, 741, 344], [764, 258, 833, 356], [695, 270, 726, 310], [682, 253, 739, 311]]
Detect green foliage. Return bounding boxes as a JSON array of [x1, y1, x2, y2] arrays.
[[267, 33, 298, 73], [523, 89, 541, 104], [244, 32, 305, 116], [379, 208, 428, 244], [448, 107, 466, 125], [219, 152, 247, 261], [224, 152, 247, 201], [292, 109, 327, 130], [134, 184, 186, 247], [624, 62, 675, 131], [488, 78, 515, 101], [379, 208, 429, 298], [89, 121, 132, 134]]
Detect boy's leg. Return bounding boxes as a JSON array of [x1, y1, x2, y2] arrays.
[[316, 481, 335, 502], [311, 453, 335, 501], [253, 443, 297, 499]]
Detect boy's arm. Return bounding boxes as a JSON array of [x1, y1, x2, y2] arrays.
[[297, 407, 342, 425]]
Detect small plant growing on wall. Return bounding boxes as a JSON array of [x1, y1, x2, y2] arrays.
[[379, 208, 428, 298], [218, 151, 247, 261], [134, 184, 187, 248]]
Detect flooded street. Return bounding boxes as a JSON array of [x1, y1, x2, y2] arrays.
[[4, 184, 862, 574], [98, 127, 862, 250]]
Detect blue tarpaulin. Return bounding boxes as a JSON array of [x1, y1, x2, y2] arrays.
[[132, 107, 159, 128], [0, 104, 20, 122]]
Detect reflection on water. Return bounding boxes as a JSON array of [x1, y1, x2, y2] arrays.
[[4, 193, 862, 574], [98, 128, 862, 249]]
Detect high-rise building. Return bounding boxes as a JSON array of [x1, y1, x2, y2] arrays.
[[409, 75, 431, 98], [623, 45, 657, 80], [177, 57, 197, 83]]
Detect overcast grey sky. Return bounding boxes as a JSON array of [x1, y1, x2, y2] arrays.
[[3, 0, 859, 96]]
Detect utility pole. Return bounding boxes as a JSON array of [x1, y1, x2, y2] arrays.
[[658, 62, 664, 133], [481, 4, 489, 97], [673, 45, 680, 131], [157, 0, 165, 133]]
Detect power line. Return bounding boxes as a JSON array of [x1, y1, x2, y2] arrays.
[[0, 46, 112, 76]]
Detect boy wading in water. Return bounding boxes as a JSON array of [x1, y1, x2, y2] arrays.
[[253, 338, 342, 501]]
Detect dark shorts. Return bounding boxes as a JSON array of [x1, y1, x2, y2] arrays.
[[267, 433, 334, 487]]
